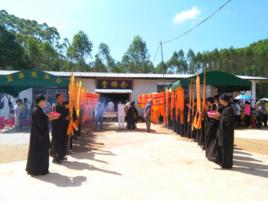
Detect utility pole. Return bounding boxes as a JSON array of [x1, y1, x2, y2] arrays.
[[160, 41, 164, 64], [160, 41, 165, 89]]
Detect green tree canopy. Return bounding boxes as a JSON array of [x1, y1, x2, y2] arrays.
[[67, 31, 93, 67], [122, 36, 151, 73], [97, 43, 116, 72], [0, 25, 26, 69]]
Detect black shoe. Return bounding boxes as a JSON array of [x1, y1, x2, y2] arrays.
[[52, 158, 62, 164], [61, 157, 68, 161]]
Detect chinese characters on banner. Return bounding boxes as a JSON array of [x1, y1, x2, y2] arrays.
[[5, 71, 63, 84], [96, 79, 132, 89]]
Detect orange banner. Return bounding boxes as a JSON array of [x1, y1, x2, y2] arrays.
[[194, 75, 202, 129], [138, 92, 166, 124], [170, 88, 175, 120], [164, 89, 170, 125], [175, 87, 184, 124]]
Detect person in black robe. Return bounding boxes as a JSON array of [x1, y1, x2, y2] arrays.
[[26, 95, 58, 176], [62, 101, 70, 157], [205, 97, 220, 161], [127, 101, 139, 130], [182, 100, 189, 137], [51, 93, 68, 163], [186, 102, 192, 138], [216, 94, 234, 169], [205, 95, 225, 162]]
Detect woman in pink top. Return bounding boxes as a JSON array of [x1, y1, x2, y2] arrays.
[[244, 101, 251, 127]]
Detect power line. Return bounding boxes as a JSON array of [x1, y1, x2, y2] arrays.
[[152, 44, 161, 63], [162, 0, 232, 44], [152, 0, 232, 64]]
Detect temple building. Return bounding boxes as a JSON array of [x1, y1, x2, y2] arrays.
[[0, 70, 267, 116]]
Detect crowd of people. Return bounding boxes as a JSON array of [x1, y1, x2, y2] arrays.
[[169, 94, 235, 169], [26, 95, 148, 176], [229, 99, 267, 129], [14, 98, 30, 131], [93, 99, 140, 130], [171, 94, 267, 169], [25, 91, 267, 175], [26, 93, 80, 176]]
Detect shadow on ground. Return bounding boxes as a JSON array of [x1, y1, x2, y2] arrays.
[[215, 148, 268, 179], [33, 125, 122, 186], [61, 160, 121, 176], [33, 172, 87, 187], [115, 127, 158, 134], [1, 127, 30, 134]]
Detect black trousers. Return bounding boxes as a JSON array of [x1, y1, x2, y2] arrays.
[[263, 114, 267, 127]]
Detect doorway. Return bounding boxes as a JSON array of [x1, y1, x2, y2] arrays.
[[100, 93, 130, 111]]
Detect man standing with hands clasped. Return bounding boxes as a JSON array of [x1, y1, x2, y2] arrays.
[[144, 99, 153, 132]]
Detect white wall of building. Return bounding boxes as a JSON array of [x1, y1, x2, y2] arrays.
[[80, 78, 96, 92], [131, 79, 176, 114]]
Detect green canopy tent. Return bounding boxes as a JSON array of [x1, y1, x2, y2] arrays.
[[0, 70, 69, 97], [174, 71, 251, 92]]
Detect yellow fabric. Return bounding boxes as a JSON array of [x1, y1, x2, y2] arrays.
[[191, 86, 195, 130], [194, 75, 202, 129], [201, 68, 207, 115], [67, 73, 75, 136], [170, 89, 175, 120], [187, 83, 192, 123], [175, 87, 184, 124], [138, 92, 166, 124], [164, 89, 170, 125]]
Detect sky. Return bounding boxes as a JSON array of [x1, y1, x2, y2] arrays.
[[1, 0, 268, 65]]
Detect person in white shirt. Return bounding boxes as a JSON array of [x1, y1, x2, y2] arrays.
[[117, 101, 126, 129], [106, 101, 115, 112], [233, 100, 241, 128], [14, 99, 22, 131]]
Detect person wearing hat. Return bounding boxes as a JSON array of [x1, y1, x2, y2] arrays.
[[144, 99, 153, 132], [216, 94, 235, 169], [26, 95, 59, 176]]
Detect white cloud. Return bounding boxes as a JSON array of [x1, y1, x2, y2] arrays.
[[173, 6, 201, 24]]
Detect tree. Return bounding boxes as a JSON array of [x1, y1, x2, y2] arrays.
[[186, 49, 195, 73], [121, 36, 151, 73], [167, 51, 179, 73], [166, 49, 187, 73], [98, 43, 116, 72], [25, 36, 41, 68], [0, 25, 26, 69], [67, 31, 93, 71], [92, 54, 108, 72], [39, 42, 59, 70], [0, 10, 60, 47], [155, 61, 167, 74]]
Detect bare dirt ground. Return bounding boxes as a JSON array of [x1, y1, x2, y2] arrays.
[[235, 138, 268, 155], [0, 122, 268, 201], [0, 144, 28, 163], [0, 123, 268, 163]]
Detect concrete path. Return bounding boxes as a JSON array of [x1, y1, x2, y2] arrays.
[[0, 124, 268, 201], [0, 133, 29, 145]]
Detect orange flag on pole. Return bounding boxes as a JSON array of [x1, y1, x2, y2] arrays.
[[187, 82, 192, 123], [194, 74, 202, 129], [201, 67, 207, 116], [170, 88, 175, 120]]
